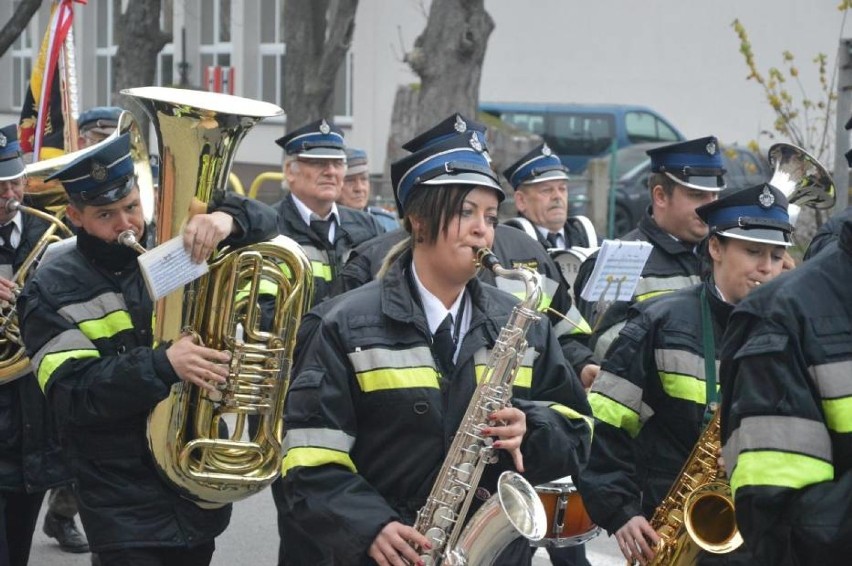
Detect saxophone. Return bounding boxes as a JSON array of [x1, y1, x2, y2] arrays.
[[645, 408, 743, 566], [413, 247, 547, 566]]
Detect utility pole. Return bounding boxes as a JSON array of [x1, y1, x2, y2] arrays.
[[834, 38, 852, 212]]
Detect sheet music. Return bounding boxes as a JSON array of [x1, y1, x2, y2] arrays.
[[137, 235, 208, 301], [580, 239, 652, 302]]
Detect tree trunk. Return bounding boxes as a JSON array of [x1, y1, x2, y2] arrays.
[[112, 0, 170, 132], [0, 0, 42, 58], [406, 0, 494, 134], [283, 0, 358, 132]]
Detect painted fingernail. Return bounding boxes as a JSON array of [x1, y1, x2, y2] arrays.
[[492, 441, 502, 448]]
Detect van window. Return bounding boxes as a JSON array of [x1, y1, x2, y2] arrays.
[[548, 113, 614, 156], [625, 111, 680, 144], [500, 112, 545, 135]]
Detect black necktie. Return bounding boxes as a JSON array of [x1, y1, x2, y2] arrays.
[[310, 219, 333, 245], [432, 314, 456, 375], [546, 232, 561, 249], [0, 223, 15, 254]]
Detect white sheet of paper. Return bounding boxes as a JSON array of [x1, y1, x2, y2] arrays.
[[580, 239, 652, 302], [137, 235, 208, 301]]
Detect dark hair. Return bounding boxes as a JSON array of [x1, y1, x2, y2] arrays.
[[402, 184, 475, 245], [648, 172, 677, 198]]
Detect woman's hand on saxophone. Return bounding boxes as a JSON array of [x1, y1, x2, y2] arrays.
[[615, 515, 660, 565], [368, 521, 430, 566], [166, 334, 231, 393], [484, 407, 527, 472], [183, 211, 235, 263]]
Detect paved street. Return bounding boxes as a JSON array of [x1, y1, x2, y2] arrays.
[[29, 488, 623, 565]]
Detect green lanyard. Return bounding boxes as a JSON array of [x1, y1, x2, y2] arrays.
[[700, 286, 717, 424]]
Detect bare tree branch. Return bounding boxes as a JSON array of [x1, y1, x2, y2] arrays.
[[0, 0, 42, 58]]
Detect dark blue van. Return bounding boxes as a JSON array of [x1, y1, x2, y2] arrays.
[[479, 102, 685, 174]]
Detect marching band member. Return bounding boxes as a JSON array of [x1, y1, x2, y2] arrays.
[[18, 133, 277, 566], [338, 147, 400, 231], [271, 119, 385, 307], [578, 184, 792, 565], [574, 137, 724, 359], [0, 124, 72, 566], [720, 209, 852, 564], [277, 120, 593, 565]]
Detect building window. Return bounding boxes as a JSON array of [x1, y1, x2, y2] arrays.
[[156, 0, 175, 86], [199, 0, 232, 87], [94, 0, 121, 105], [334, 50, 354, 118], [10, 2, 34, 110], [258, 0, 285, 105]]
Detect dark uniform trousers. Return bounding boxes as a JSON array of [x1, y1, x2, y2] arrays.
[[98, 541, 215, 566], [0, 211, 73, 566]]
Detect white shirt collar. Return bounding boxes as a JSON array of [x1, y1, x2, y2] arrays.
[[411, 261, 466, 336], [290, 194, 340, 242], [534, 225, 564, 247]]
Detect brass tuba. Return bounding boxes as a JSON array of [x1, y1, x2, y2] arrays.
[[767, 142, 836, 227], [121, 86, 313, 508]]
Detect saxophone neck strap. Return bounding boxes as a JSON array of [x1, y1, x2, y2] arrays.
[[700, 285, 717, 424]]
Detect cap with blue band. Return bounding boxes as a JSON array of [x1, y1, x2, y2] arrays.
[[696, 183, 792, 246], [0, 124, 25, 182], [503, 143, 569, 189], [647, 136, 726, 191], [276, 119, 346, 159]]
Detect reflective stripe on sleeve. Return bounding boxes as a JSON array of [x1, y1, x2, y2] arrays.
[[57, 292, 128, 323], [348, 346, 439, 392], [587, 370, 653, 437], [811, 361, 852, 433], [633, 275, 700, 302], [474, 347, 537, 388], [281, 446, 357, 476], [725, 415, 833, 496], [281, 428, 358, 475], [301, 246, 333, 282], [553, 304, 592, 336], [32, 328, 101, 391], [593, 321, 626, 360], [539, 401, 595, 438], [77, 310, 134, 341], [655, 349, 719, 405]]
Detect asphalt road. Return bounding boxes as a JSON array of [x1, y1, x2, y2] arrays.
[[29, 489, 623, 565]]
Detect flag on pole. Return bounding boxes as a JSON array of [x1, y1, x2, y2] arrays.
[[19, 0, 86, 161]]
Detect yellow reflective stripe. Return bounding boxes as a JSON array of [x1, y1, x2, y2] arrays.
[[311, 260, 333, 282], [281, 446, 356, 476], [236, 278, 280, 302], [589, 391, 641, 437], [77, 310, 133, 341], [548, 402, 595, 439], [37, 349, 100, 391], [636, 289, 669, 302], [659, 371, 706, 405], [475, 364, 531, 388], [821, 397, 852, 433], [277, 261, 293, 278], [356, 367, 439, 392], [730, 450, 834, 498]]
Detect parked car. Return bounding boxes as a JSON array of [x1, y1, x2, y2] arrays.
[[479, 102, 685, 174], [603, 142, 772, 237]]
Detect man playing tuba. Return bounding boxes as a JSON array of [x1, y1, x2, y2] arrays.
[[18, 132, 278, 566]]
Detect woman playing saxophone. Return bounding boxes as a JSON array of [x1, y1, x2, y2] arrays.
[[277, 115, 593, 566]]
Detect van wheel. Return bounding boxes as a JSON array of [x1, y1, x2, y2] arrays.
[[612, 204, 634, 237]]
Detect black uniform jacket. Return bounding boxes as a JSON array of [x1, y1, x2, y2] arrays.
[[574, 209, 701, 359], [511, 214, 597, 250], [18, 194, 277, 551], [0, 210, 70, 493], [802, 205, 852, 260], [338, 225, 597, 375], [278, 250, 594, 565], [272, 193, 384, 306], [578, 280, 730, 533], [720, 219, 852, 566]]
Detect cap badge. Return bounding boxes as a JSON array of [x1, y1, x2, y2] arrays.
[[91, 162, 108, 182], [0, 133, 6, 149], [542, 143, 552, 157], [319, 120, 330, 135], [706, 141, 717, 156], [758, 185, 775, 208], [454, 115, 467, 133], [469, 132, 483, 153]]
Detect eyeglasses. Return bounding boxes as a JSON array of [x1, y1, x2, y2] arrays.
[[298, 158, 346, 170]]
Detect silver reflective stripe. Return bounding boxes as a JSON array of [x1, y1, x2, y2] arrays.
[[57, 292, 127, 324], [300, 245, 329, 263], [723, 415, 832, 476], [634, 275, 700, 300], [810, 361, 852, 398], [0, 265, 11, 280], [590, 370, 654, 422], [348, 346, 434, 372], [655, 349, 719, 381], [594, 320, 626, 359], [473, 347, 538, 366], [553, 304, 592, 336], [31, 328, 95, 372], [283, 428, 355, 454]]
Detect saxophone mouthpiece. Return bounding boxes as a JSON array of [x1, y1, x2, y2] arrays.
[[4, 200, 20, 214], [118, 230, 147, 254], [473, 246, 501, 272]]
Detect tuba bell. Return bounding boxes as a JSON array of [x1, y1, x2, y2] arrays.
[[121, 86, 313, 508], [767, 142, 836, 227]]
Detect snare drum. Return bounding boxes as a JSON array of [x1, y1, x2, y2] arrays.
[[530, 479, 600, 548], [551, 247, 594, 288]]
